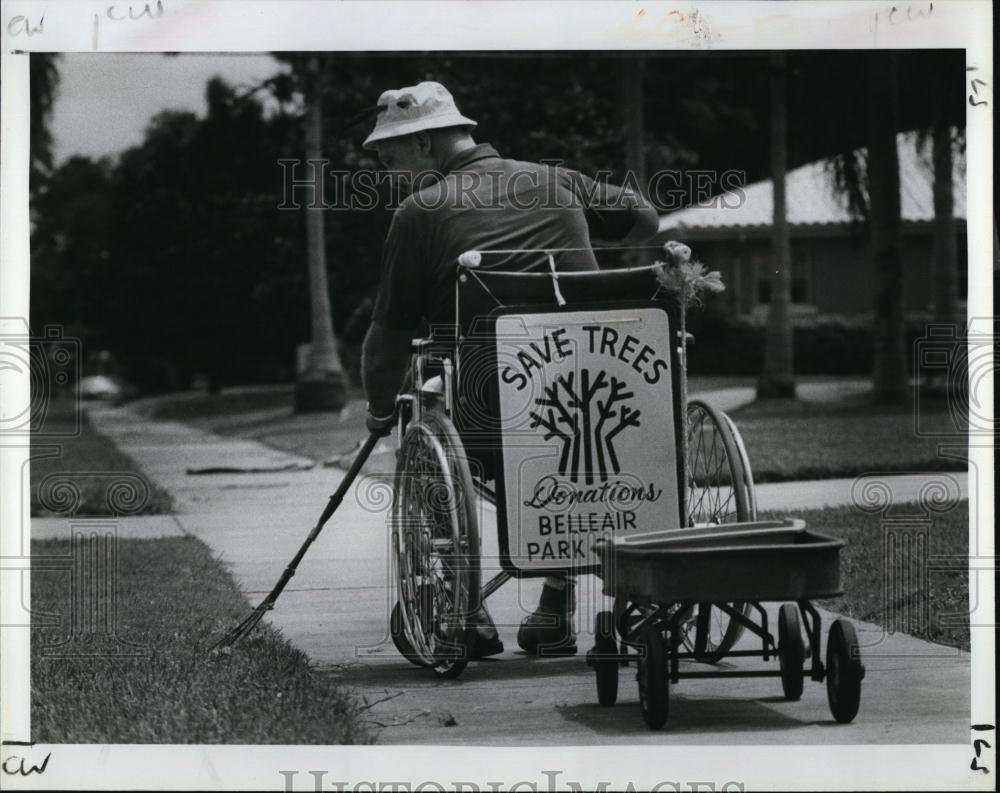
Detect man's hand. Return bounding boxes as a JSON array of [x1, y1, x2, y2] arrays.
[[366, 405, 398, 438]]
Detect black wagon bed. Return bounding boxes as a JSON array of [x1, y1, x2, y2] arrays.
[[595, 519, 845, 603]]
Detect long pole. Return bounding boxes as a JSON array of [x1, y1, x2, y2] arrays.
[[211, 431, 382, 651]]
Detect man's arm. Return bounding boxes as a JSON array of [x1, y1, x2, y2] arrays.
[[361, 321, 413, 417], [363, 204, 425, 418], [564, 170, 660, 245], [616, 189, 660, 244]]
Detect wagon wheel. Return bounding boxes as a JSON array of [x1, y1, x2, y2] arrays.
[[392, 408, 480, 678], [826, 619, 864, 723], [682, 399, 756, 663], [589, 611, 619, 706], [778, 603, 805, 700], [636, 622, 669, 730]]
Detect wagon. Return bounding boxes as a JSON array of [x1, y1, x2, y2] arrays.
[[587, 520, 865, 729]]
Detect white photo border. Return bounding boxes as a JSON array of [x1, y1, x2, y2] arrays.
[[0, 1, 994, 790]]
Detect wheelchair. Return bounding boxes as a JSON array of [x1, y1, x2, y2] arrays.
[[386, 248, 758, 679]]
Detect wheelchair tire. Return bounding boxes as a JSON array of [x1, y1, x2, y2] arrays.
[[682, 399, 757, 663], [390, 601, 428, 669], [392, 408, 481, 679]]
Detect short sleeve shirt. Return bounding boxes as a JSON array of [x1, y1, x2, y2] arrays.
[[372, 144, 651, 331]]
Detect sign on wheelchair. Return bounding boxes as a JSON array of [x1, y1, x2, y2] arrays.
[[492, 306, 679, 571], [385, 245, 864, 730]]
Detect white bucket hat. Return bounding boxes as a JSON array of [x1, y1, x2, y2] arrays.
[[363, 81, 477, 149]]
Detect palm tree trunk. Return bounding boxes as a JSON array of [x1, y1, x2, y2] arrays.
[[932, 106, 958, 325], [757, 52, 795, 399], [621, 56, 649, 267], [867, 52, 907, 404], [295, 55, 347, 413]]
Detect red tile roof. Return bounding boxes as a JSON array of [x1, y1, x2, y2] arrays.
[[658, 130, 966, 234]]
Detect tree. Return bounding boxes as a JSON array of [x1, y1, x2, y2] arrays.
[[867, 52, 907, 404], [99, 79, 308, 392], [29, 54, 61, 185], [757, 52, 795, 399], [30, 155, 115, 346], [931, 71, 959, 327], [621, 56, 649, 267], [294, 55, 347, 412], [813, 51, 965, 402], [268, 53, 409, 386]]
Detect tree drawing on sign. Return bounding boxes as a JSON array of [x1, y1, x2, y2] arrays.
[[529, 369, 641, 484]]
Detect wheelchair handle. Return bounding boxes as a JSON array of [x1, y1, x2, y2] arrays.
[[458, 250, 482, 268]]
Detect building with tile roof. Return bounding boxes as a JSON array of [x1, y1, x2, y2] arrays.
[[656, 130, 967, 317]]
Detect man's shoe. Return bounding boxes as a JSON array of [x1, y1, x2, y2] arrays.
[[517, 580, 577, 656], [469, 605, 504, 659]]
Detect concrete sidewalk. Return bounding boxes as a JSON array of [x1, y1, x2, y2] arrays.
[[71, 401, 970, 745]]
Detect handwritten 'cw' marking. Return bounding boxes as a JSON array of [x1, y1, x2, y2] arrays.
[[92, 1, 164, 50]]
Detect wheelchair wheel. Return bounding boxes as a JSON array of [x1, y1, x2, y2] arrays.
[[389, 601, 426, 669], [682, 399, 757, 662], [392, 408, 481, 679]]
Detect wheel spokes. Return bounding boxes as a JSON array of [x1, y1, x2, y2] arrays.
[[393, 421, 473, 668], [682, 401, 754, 661]]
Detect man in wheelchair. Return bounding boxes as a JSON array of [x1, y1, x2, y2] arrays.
[[360, 81, 660, 657]]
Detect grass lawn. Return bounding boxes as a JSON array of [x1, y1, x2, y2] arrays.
[[32, 535, 374, 744], [31, 398, 174, 517], [760, 501, 970, 651], [732, 394, 967, 482], [686, 376, 755, 392]]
